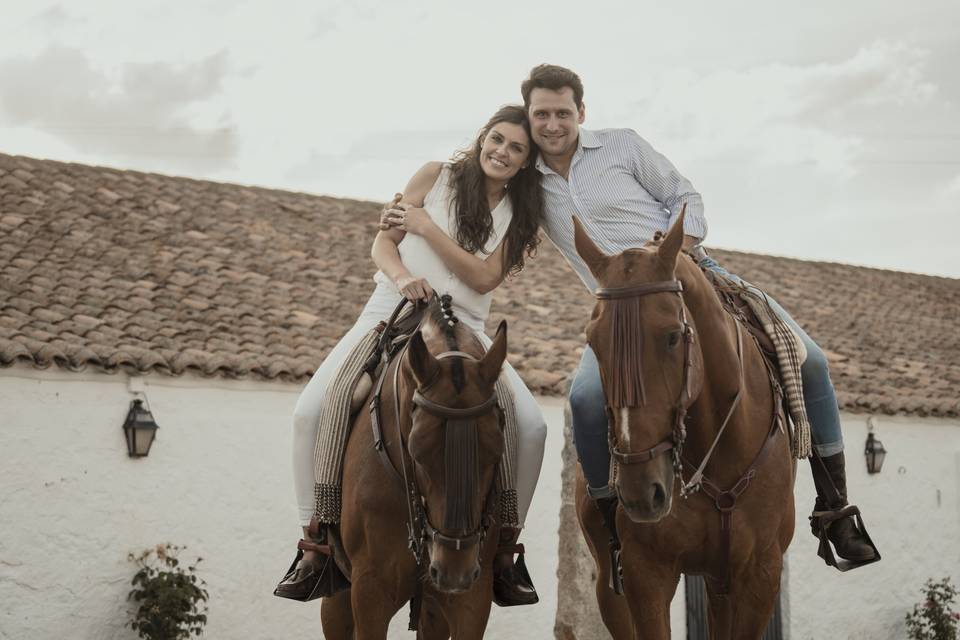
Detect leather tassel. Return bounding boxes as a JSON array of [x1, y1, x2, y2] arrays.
[[607, 297, 646, 408], [444, 419, 480, 532]]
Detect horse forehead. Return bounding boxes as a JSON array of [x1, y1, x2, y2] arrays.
[[600, 248, 663, 287]]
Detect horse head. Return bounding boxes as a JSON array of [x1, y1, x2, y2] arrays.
[[402, 308, 507, 593], [573, 209, 705, 522]]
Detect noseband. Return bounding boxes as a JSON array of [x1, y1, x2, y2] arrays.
[[593, 280, 696, 483]]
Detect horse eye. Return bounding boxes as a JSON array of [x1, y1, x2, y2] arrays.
[[667, 330, 682, 348]]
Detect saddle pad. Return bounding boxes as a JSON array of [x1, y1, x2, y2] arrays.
[[711, 272, 812, 459]]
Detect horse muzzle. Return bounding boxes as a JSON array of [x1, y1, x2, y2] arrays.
[[428, 555, 481, 593], [616, 461, 675, 523]]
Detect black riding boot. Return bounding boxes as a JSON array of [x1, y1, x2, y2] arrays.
[[595, 495, 624, 594], [808, 452, 877, 562], [274, 519, 350, 601], [493, 527, 539, 607]]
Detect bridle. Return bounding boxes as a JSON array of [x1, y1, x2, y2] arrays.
[[408, 356, 501, 553], [593, 278, 748, 497], [593, 280, 697, 489]]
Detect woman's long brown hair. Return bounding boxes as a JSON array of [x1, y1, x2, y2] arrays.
[[447, 105, 543, 278]]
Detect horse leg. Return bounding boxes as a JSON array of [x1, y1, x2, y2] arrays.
[[320, 588, 355, 639], [619, 549, 679, 640], [350, 572, 403, 640], [417, 595, 451, 640], [704, 547, 784, 640], [575, 471, 636, 639]]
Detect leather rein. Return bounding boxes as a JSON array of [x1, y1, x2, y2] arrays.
[[368, 299, 501, 565], [593, 277, 786, 594]]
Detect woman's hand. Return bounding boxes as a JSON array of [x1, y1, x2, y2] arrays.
[[394, 274, 433, 302], [383, 203, 434, 236]]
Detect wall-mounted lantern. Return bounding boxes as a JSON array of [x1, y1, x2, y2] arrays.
[[864, 417, 886, 475], [123, 399, 158, 457]]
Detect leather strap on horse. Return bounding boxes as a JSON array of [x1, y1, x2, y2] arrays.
[[681, 320, 745, 495], [693, 387, 784, 595], [595, 281, 684, 299]]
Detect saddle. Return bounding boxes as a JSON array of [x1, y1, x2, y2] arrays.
[[348, 301, 429, 414], [702, 269, 779, 368]]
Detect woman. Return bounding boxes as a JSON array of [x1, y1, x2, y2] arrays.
[[275, 105, 547, 606]]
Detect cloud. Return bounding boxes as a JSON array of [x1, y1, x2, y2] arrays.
[[30, 5, 78, 29], [609, 41, 943, 182], [0, 46, 238, 172], [284, 128, 467, 197]]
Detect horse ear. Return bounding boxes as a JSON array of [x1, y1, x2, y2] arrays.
[[408, 330, 439, 386], [657, 204, 686, 268], [479, 320, 507, 386], [573, 216, 609, 280]]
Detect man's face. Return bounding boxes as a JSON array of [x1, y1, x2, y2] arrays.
[[527, 87, 585, 160]]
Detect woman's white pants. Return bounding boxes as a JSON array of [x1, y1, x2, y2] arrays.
[[291, 285, 548, 527]]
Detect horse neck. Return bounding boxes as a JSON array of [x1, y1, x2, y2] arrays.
[[677, 259, 773, 478]]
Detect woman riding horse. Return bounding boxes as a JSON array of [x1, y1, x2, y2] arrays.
[[275, 105, 547, 608]]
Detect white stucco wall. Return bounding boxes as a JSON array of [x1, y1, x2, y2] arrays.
[[786, 413, 960, 640], [0, 365, 565, 639], [2, 364, 957, 639]]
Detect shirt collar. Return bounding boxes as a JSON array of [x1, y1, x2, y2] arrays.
[[535, 128, 602, 175]]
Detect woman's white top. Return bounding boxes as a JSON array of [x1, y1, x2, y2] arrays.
[[373, 164, 513, 328]]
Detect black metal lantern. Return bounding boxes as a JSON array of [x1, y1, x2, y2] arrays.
[[123, 399, 158, 457], [864, 430, 886, 475]]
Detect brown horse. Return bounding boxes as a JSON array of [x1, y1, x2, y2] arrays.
[[572, 213, 796, 639], [320, 300, 508, 640]]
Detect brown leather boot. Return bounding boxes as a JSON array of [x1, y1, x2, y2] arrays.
[[273, 519, 350, 601], [808, 452, 877, 563], [492, 527, 539, 607]]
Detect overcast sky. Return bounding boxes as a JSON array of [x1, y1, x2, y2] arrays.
[[1, 0, 957, 278]]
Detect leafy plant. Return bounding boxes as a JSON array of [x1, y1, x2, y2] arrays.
[[906, 577, 960, 640], [127, 543, 209, 640]]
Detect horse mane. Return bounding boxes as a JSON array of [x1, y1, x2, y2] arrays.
[[424, 294, 475, 392]]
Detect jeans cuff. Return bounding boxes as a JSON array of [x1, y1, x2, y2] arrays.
[[586, 484, 616, 499], [813, 441, 844, 457]]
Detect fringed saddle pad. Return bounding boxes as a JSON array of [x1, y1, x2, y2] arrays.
[[313, 324, 520, 526], [707, 271, 812, 459]]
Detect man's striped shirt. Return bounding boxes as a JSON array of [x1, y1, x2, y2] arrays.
[[536, 127, 707, 292]]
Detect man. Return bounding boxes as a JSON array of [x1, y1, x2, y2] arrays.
[[382, 64, 875, 569], [519, 63, 875, 566]]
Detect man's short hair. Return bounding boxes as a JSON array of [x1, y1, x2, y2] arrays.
[[521, 64, 584, 109]]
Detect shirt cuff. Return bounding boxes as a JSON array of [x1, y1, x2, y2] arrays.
[[669, 196, 707, 242]]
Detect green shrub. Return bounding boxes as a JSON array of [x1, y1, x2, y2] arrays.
[[127, 544, 209, 640], [906, 577, 959, 640]]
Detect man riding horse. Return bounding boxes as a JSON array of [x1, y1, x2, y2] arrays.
[[517, 64, 876, 566]]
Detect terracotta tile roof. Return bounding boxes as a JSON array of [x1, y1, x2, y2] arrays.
[[2, 153, 958, 418]]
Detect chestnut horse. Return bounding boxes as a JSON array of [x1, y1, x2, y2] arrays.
[[320, 300, 508, 640], [573, 213, 795, 640]]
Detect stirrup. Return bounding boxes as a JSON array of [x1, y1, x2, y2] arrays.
[[273, 528, 350, 601], [493, 543, 539, 607], [595, 496, 624, 595], [608, 542, 624, 595], [810, 505, 881, 572]]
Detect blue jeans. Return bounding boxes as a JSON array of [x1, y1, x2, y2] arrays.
[[569, 256, 844, 495]]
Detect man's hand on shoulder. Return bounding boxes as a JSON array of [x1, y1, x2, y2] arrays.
[[379, 193, 403, 230]]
